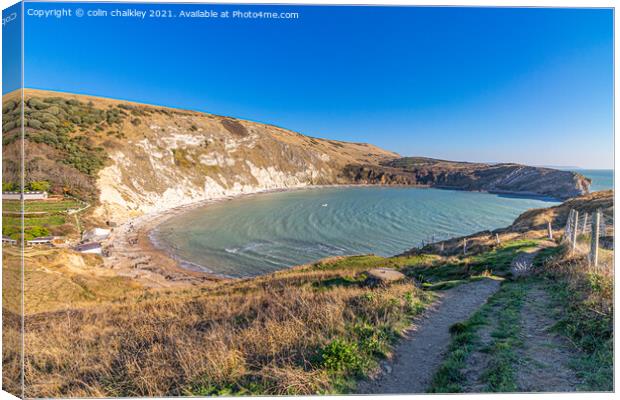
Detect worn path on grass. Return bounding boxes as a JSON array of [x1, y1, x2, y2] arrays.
[[514, 282, 581, 391], [508, 242, 580, 390], [462, 242, 581, 392], [355, 278, 501, 394], [509, 240, 555, 277]]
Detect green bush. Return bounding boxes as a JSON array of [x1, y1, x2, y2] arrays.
[[319, 339, 364, 375], [353, 323, 392, 357], [27, 119, 43, 128], [28, 181, 51, 192], [27, 226, 51, 238], [2, 182, 17, 191]]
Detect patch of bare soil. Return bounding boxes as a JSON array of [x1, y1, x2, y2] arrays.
[[515, 283, 582, 392], [355, 278, 501, 394]]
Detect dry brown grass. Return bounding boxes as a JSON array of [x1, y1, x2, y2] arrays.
[[534, 243, 613, 390], [540, 244, 613, 318], [2, 245, 23, 397], [13, 259, 432, 397]]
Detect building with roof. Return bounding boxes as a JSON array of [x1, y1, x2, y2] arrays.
[[27, 236, 54, 246], [2, 235, 17, 246], [74, 242, 102, 255], [2, 191, 49, 201]]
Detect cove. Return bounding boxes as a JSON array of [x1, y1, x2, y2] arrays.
[[151, 186, 560, 278]]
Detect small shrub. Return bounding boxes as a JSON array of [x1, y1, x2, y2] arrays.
[[449, 322, 467, 335], [319, 339, 364, 375]]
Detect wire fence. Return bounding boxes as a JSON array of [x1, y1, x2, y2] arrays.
[[414, 208, 614, 263], [563, 208, 613, 268]]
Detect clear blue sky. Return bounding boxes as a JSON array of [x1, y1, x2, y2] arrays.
[[12, 3, 615, 168]]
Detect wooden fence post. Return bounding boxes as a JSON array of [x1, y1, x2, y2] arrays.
[[463, 238, 467, 255], [564, 209, 574, 242], [547, 221, 553, 240], [590, 209, 600, 268], [495, 233, 500, 245], [572, 210, 579, 253]]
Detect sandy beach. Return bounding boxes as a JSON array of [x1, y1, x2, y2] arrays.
[[98, 183, 502, 287], [101, 186, 332, 287]]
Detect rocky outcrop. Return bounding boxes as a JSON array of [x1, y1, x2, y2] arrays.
[[364, 268, 406, 287], [342, 157, 590, 200]]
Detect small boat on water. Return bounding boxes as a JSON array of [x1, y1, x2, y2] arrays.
[[321, 203, 328, 207]]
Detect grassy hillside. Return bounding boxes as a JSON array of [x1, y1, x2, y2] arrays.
[[11, 237, 566, 397], [17, 254, 437, 397], [406, 190, 613, 258], [2, 190, 613, 397], [428, 243, 612, 393]]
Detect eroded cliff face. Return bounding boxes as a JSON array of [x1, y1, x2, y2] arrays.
[[77, 95, 397, 224], [342, 157, 590, 200]]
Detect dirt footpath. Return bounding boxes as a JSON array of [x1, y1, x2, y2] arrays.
[[515, 283, 581, 391], [356, 278, 501, 394]]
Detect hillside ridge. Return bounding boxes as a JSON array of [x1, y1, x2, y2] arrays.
[[2, 90, 590, 227]]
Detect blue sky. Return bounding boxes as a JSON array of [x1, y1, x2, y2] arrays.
[[10, 3, 615, 168], [2, 2, 21, 93]]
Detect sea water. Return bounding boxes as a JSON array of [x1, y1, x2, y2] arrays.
[[153, 170, 612, 278], [575, 169, 613, 192]]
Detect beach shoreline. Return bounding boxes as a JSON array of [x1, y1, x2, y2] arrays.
[[103, 185, 362, 287], [100, 183, 566, 288]]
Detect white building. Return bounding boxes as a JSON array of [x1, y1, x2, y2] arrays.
[[2, 191, 49, 201], [27, 236, 54, 245], [2, 236, 17, 245], [74, 242, 102, 255]]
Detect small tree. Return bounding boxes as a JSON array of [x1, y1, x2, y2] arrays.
[[27, 226, 50, 238], [2, 182, 16, 192], [28, 181, 51, 192]]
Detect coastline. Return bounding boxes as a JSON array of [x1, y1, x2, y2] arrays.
[[103, 185, 348, 286], [101, 183, 573, 288], [105, 184, 432, 286]]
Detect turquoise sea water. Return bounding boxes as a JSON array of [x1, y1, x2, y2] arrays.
[[574, 169, 613, 192], [154, 170, 613, 278], [153, 187, 561, 277]]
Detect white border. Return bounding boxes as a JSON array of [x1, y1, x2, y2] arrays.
[[0, 1, 616, 400]]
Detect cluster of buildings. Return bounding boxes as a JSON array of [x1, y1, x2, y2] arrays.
[[2, 190, 108, 255], [3, 235, 60, 246], [2, 231, 107, 255]]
